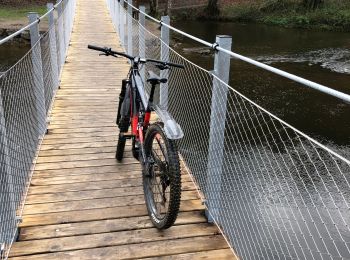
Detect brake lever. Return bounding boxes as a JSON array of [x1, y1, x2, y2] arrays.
[[99, 52, 118, 58], [156, 64, 170, 71]]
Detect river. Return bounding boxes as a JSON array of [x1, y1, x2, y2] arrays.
[[172, 21, 350, 153], [0, 43, 30, 72]]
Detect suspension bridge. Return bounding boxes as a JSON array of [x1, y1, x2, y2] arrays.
[[1, 0, 350, 259]]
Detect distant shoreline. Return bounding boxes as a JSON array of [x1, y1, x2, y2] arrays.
[[169, 1, 350, 32], [0, 4, 48, 43]]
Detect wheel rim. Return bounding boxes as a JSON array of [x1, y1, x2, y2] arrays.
[[146, 133, 171, 221]]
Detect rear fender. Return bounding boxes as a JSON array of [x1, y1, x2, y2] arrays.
[[154, 106, 184, 140]]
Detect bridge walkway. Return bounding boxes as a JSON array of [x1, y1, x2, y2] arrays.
[[8, 0, 234, 259]]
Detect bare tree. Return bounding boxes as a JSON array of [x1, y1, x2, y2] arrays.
[[303, 0, 323, 9], [165, 0, 172, 16], [150, 0, 159, 16], [206, 0, 220, 17]]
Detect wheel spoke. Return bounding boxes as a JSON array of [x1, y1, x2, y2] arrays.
[[142, 124, 180, 228]]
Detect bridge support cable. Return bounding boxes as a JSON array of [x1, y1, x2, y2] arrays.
[[0, 1, 76, 258], [108, 1, 350, 259]]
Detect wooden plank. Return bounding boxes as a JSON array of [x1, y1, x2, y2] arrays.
[[42, 136, 117, 145], [33, 163, 140, 177], [47, 126, 117, 134], [10, 223, 217, 257], [32, 164, 188, 182], [18, 211, 206, 241], [23, 191, 199, 215], [28, 177, 193, 195], [26, 186, 158, 205], [31, 170, 141, 185], [20, 200, 205, 227], [36, 152, 117, 164], [143, 249, 235, 260], [10, 236, 229, 260], [34, 158, 137, 171], [43, 132, 117, 140], [25, 186, 146, 204], [28, 178, 143, 194], [37, 146, 116, 157], [40, 141, 118, 150], [47, 122, 116, 129]]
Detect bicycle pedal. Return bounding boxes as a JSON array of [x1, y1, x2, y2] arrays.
[[120, 131, 134, 138]]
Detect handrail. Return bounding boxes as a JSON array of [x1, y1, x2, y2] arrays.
[[0, 0, 63, 46], [120, 0, 350, 104]]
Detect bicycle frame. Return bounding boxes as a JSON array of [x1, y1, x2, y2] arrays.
[[127, 64, 184, 141], [123, 62, 184, 163]]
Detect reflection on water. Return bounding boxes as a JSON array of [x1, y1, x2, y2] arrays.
[[255, 48, 350, 75]]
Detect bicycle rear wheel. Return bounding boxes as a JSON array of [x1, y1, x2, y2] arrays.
[[143, 123, 181, 229], [115, 134, 126, 161]]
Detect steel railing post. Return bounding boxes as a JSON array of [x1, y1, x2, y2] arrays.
[[61, 0, 67, 50], [139, 6, 146, 82], [120, 1, 125, 48], [47, 3, 59, 88], [127, 0, 133, 57], [116, 0, 119, 29], [118, 0, 121, 36], [68, 0, 72, 38], [28, 12, 47, 137], [56, 0, 65, 72], [112, 0, 115, 24], [160, 15, 170, 110], [0, 90, 16, 250], [206, 35, 232, 223], [65, 0, 70, 49]]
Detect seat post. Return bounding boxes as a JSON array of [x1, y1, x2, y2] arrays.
[[147, 83, 157, 111]]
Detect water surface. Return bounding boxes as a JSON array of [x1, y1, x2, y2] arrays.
[[172, 21, 350, 151]]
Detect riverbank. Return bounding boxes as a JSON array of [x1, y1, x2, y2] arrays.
[[0, 5, 48, 43], [172, 0, 350, 32]]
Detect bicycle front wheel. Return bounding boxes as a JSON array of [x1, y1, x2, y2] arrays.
[[143, 123, 181, 229]]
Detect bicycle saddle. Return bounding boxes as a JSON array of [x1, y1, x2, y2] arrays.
[[147, 71, 167, 85]]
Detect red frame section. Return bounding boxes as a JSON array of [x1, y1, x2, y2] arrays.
[[131, 111, 151, 142]]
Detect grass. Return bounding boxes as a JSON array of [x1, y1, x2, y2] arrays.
[[219, 0, 350, 31], [0, 6, 47, 20]]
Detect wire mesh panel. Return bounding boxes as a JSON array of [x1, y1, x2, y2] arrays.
[[0, 1, 75, 258], [109, 2, 350, 259]]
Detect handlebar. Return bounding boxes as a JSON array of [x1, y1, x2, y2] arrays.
[[88, 45, 134, 60], [87, 44, 185, 69], [146, 58, 184, 69]]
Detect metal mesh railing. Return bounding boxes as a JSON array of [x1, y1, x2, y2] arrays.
[[0, 0, 76, 258], [108, 1, 350, 259]]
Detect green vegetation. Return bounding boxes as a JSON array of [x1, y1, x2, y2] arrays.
[[0, 6, 47, 20], [220, 0, 350, 31]]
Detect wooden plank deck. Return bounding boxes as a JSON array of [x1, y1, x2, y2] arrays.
[[9, 0, 235, 259]]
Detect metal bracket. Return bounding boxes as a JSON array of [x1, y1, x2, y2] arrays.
[[211, 42, 219, 51], [16, 216, 23, 224], [0, 243, 5, 259], [202, 200, 214, 223]]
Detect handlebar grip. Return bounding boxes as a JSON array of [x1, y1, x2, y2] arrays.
[[87, 45, 107, 52], [166, 62, 185, 69]]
